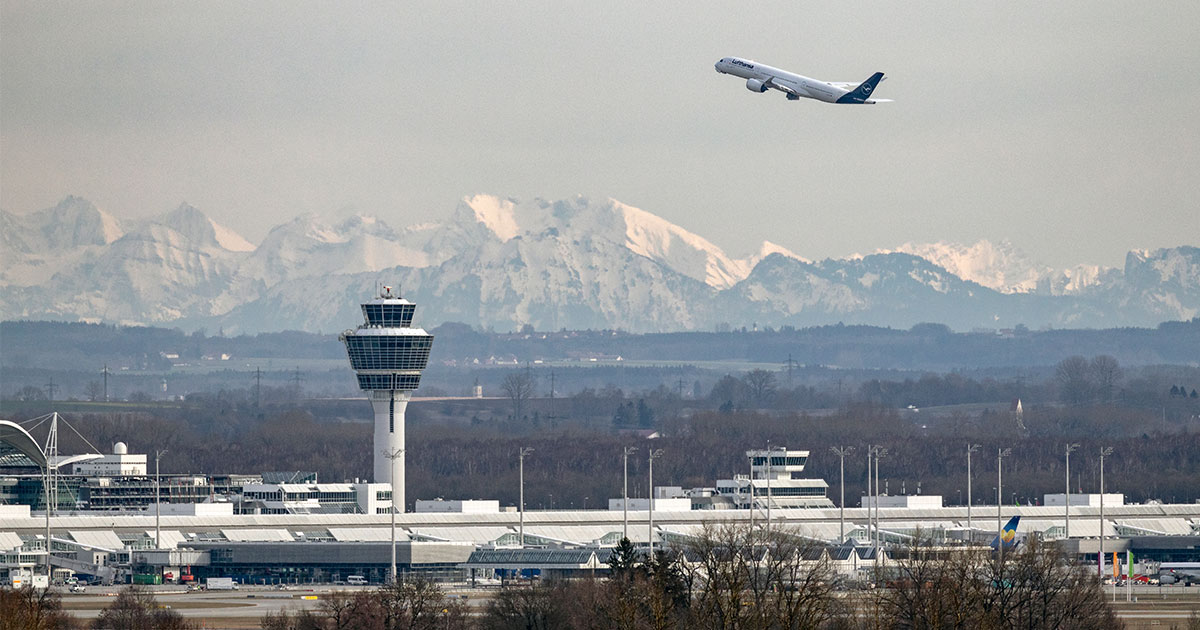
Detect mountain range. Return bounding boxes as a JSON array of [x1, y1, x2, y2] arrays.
[[2, 195, 1197, 334]]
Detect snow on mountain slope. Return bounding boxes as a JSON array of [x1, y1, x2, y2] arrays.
[[3, 194, 1197, 332], [235, 214, 431, 289], [161, 203, 256, 252], [883, 240, 1046, 293], [0, 197, 127, 288], [450, 194, 752, 290]]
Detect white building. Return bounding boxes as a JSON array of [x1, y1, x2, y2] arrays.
[[72, 442, 147, 476], [715, 449, 833, 509], [862, 495, 944, 509], [240, 482, 394, 515], [1044, 493, 1125, 507], [415, 499, 500, 514]]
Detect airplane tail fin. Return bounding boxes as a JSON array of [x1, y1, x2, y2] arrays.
[[836, 72, 886, 104], [990, 515, 1021, 550]]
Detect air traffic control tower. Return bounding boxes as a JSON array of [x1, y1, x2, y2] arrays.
[[339, 286, 433, 510]]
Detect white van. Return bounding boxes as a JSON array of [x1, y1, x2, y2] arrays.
[[346, 575, 368, 586]]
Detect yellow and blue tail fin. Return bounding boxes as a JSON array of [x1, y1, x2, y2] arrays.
[[990, 515, 1021, 549]]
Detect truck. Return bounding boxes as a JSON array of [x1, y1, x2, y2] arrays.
[[132, 574, 162, 585], [206, 577, 238, 591]]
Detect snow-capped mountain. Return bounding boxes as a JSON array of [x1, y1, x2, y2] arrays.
[[2, 195, 1197, 333], [882, 239, 1117, 296]]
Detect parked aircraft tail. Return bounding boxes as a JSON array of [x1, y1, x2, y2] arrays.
[[990, 515, 1021, 550]]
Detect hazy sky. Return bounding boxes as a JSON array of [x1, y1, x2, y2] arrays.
[[2, 2, 1197, 268]]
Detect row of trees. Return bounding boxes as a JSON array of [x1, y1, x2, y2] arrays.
[[252, 523, 1122, 629], [0, 585, 189, 630]]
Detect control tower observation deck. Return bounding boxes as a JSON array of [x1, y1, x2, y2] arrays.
[[339, 286, 433, 510]]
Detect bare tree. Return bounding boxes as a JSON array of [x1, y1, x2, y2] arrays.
[[1055, 356, 1093, 404], [742, 370, 778, 408], [0, 586, 74, 630], [92, 586, 193, 629], [685, 521, 840, 630], [1089, 355, 1122, 403], [502, 372, 535, 419], [84, 380, 104, 402]]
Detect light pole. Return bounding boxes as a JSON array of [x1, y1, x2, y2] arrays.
[[829, 446, 854, 542], [967, 444, 981, 539], [648, 449, 663, 555], [872, 447, 887, 551], [766, 443, 782, 537], [154, 449, 167, 549], [868, 444, 878, 547], [383, 447, 404, 583], [996, 448, 1011, 565], [519, 447, 533, 548], [1099, 446, 1113, 578], [623, 447, 637, 541], [1065, 443, 1079, 539]]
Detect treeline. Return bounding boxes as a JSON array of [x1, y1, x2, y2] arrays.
[[0, 584, 190, 629], [26, 399, 1200, 509], [5, 317, 1199, 377], [271, 524, 1120, 630]]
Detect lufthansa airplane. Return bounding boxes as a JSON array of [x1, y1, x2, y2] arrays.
[[715, 57, 891, 104]]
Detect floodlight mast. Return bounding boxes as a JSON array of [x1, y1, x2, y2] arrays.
[[648, 449, 663, 555], [1099, 447, 1113, 577], [829, 446, 854, 542], [967, 444, 981, 538], [519, 447, 534, 548], [383, 447, 404, 583], [1065, 443, 1079, 539], [997, 448, 1012, 565], [622, 447, 637, 541]]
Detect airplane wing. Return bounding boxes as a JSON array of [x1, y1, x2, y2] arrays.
[[765, 78, 801, 98]]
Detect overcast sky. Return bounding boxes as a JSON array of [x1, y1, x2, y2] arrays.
[[2, 2, 1196, 268]]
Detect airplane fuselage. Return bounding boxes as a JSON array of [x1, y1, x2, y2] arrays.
[[714, 57, 887, 104]]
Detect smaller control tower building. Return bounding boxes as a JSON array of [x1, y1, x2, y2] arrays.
[[339, 286, 433, 511]]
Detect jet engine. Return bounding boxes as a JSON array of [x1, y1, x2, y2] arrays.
[[745, 78, 768, 93]]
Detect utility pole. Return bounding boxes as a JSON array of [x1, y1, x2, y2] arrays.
[[1065, 443, 1079, 538], [44, 378, 58, 402], [829, 446, 854, 542], [291, 367, 303, 396], [548, 371, 555, 399], [382, 447, 404, 583], [622, 447, 637, 541], [967, 444, 981, 539], [648, 449, 663, 555], [997, 448, 1011, 565], [155, 449, 168, 549], [784, 353, 799, 385], [254, 367, 262, 408], [519, 447, 533, 548], [1099, 447, 1113, 578]]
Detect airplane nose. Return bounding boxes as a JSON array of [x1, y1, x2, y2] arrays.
[[714, 62, 722, 73]]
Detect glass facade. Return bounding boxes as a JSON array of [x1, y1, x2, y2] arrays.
[[355, 374, 422, 391], [751, 456, 808, 467], [752, 486, 825, 497], [362, 303, 416, 327], [344, 336, 432, 371]]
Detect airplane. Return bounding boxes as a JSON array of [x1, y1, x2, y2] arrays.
[[990, 515, 1021, 550], [1159, 563, 1200, 585], [714, 57, 892, 104]]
